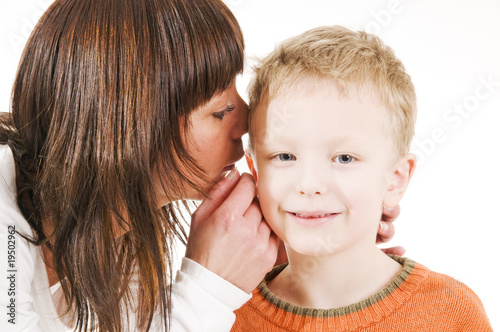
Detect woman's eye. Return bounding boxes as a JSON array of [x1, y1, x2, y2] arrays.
[[335, 154, 354, 164], [276, 153, 295, 162], [212, 104, 235, 120], [212, 112, 226, 120]]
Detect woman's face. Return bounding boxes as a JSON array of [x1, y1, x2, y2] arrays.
[[156, 83, 248, 204]]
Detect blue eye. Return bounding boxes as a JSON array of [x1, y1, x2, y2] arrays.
[[276, 153, 295, 162], [212, 104, 235, 120], [335, 154, 354, 164]]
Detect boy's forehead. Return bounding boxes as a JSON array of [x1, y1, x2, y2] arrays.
[[254, 79, 386, 123], [250, 81, 397, 152], [259, 77, 384, 110]]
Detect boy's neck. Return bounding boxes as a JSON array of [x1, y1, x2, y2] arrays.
[[267, 244, 402, 309]]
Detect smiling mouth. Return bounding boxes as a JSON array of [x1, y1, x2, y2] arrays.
[[290, 212, 338, 218], [287, 211, 339, 226]]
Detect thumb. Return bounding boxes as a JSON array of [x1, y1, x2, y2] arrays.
[[192, 169, 240, 223]]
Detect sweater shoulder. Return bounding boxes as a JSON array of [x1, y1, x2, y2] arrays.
[[425, 269, 484, 304], [419, 268, 492, 330]]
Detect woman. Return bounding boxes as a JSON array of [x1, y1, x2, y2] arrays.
[[0, 0, 399, 331]]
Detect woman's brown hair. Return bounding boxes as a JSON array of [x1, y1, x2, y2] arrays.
[[0, 0, 244, 330]]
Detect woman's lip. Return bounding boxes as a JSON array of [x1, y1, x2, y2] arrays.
[[287, 211, 340, 226]]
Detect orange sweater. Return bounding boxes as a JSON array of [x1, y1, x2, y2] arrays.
[[232, 256, 492, 331]]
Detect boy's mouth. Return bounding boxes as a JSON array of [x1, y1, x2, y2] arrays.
[[290, 212, 337, 218], [287, 211, 340, 227]]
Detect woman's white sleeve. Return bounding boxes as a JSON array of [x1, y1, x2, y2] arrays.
[[0, 146, 70, 331], [170, 257, 251, 332], [0, 206, 44, 332]]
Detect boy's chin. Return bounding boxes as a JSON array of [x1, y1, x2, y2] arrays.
[[286, 238, 342, 258]]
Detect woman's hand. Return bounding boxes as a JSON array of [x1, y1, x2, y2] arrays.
[[186, 170, 279, 293], [377, 205, 405, 256]]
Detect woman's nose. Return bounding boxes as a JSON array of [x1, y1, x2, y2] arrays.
[[232, 92, 249, 139]]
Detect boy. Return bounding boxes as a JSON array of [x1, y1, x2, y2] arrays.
[[232, 26, 492, 331]]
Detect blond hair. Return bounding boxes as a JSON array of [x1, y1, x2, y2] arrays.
[[248, 25, 416, 156]]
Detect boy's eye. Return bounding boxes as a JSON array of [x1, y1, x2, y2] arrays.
[[335, 154, 354, 164], [275, 153, 296, 162], [212, 104, 235, 120]]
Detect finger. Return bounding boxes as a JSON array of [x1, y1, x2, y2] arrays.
[[220, 173, 257, 216], [376, 221, 395, 244], [257, 217, 272, 238], [266, 230, 280, 264], [193, 169, 240, 223], [381, 246, 406, 256], [243, 200, 262, 223], [381, 204, 401, 223], [258, 219, 280, 252], [269, 231, 279, 250], [274, 239, 288, 266]]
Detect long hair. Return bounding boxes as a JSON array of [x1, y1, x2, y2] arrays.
[[0, 0, 244, 330]]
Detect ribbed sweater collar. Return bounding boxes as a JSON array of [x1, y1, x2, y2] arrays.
[[249, 255, 430, 331]]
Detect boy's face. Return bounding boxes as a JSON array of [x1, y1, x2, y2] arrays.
[[249, 80, 406, 257]]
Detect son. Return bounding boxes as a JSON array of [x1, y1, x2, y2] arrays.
[[232, 26, 492, 331]]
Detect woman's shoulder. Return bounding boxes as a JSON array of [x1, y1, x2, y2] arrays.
[[0, 145, 48, 331], [0, 144, 17, 201], [0, 143, 37, 262], [0, 143, 38, 283], [0, 144, 33, 235]]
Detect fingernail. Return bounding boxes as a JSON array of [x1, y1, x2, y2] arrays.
[[379, 222, 388, 232], [226, 168, 239, 180]]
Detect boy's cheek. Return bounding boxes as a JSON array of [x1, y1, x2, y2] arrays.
[[258, 170, 286, 196], [255, 173, 277, 202], [258, 179, 288, 228]]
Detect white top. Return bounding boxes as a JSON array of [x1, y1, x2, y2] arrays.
[[0, 144, 251, 331]]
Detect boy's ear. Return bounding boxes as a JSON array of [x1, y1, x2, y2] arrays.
[[383, 153, 417, 209], [245, 151, 258, 181]]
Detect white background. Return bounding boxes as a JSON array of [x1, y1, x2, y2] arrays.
[[1, 0, 499, 329]]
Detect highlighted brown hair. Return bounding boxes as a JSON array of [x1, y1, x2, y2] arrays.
[[0, 0, 244, 330]]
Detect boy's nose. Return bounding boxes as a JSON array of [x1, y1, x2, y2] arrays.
[[296, 166, 328, 196]]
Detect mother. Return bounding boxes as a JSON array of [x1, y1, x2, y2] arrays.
[[0, 0, 399, 331]]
